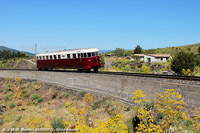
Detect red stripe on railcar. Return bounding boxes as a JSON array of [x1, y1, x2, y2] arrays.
[[37, 56, 101, 70]]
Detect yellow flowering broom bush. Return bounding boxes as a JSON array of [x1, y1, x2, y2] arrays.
[[132, 89, 200, 133]]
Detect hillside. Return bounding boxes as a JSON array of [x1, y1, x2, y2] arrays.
[[144, 43, 200, 55], [0, 46, 35, 56]]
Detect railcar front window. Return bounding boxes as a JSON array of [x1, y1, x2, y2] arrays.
[[73, 54, 76, 58], [92, 52, 95, 57]]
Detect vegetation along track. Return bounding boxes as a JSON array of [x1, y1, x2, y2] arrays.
[[0, 68, 200, 81]]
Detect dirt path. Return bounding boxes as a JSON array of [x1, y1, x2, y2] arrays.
[[104, 58, 113, 70], [25, 59, 36, 65]]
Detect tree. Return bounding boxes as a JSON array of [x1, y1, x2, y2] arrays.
[[171, 51, 195, 75], [114, 48, 125, 57], [134, 45, 142, 54], [198, 47, 200, 55]]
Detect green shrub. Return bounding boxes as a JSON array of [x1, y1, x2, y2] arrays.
[[32, 97, 43, 105], [6, 84, 12, 89], [52, 118, 65, 131], [126, 118, 134, 133], [31, 94, 39, 100], [137, 64, 142, 68], [156, 112, 165, 119], [23, 93, 30, 98], [92, 100, 103, 110], [4, 96, 9, 101], [9, 103, 16, 108], [32, 100, 37, 105], [77, 91, 87, 100], [171, 51, 195, 75], [186, 120, 193, 127], [154, 112, 165, 124], [64, 91, 70, 99], [22, 89, 28, 94], [37, 98, 43, 103], [145, 102, 154, 111]]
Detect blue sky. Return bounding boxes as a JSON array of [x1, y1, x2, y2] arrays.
[[0, 0, 200, 53]]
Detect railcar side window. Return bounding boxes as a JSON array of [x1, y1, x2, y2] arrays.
[[78, 53, 81, 58], [81, 53, 83, 57], [58, 55, 61, 59], [87, 53, 91, 57], [46, 56, 49, 60], [67, 54, 70, 59], [62, 55, 65, 58], [54, 55, 56, 60], [50, 55, 53, 60], [84, 53, 87, 57], [73, 54, 76, 58]]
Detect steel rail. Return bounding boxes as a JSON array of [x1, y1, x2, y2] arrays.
[[0, 69, 200, 81]]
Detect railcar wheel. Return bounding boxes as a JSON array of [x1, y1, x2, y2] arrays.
[[78, 69, 83, 73], [94, 68, 99, 73], [86, 69, 91, 73]]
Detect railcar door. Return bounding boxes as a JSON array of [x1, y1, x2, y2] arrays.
[[77, 52, 82, 69]]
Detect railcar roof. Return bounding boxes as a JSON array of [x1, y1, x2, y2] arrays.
[[36, 48, 99, 56]]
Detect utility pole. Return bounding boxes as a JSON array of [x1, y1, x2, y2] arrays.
[[35, 43, 37, 55], [35, 43, 37, 60]]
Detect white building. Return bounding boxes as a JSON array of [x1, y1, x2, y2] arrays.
[[134, 54, 172, 63]]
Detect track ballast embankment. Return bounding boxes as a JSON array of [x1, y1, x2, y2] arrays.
[[0, 69, 199, 111]]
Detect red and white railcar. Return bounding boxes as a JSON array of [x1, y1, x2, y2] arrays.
[[36, 48, 101, 72]]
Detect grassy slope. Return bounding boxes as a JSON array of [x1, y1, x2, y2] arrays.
[[0, 58, 36, 69], [148, 43, 200, 55], [0, 79, 131, 129]]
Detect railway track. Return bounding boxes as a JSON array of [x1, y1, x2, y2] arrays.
[[0, 69, 200, 81]]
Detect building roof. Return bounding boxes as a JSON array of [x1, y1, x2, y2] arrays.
[[134, 54, 144, 57], [146, 54, 171, 58], [36, 48, 99, 56], [107, 53, 115, 56]]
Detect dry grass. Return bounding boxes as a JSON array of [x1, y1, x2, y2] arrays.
[[0, 79, 132, 129]]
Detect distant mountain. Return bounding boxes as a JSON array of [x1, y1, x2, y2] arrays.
[[0, 46, 35, 56], [99, 50, 114, 53]]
